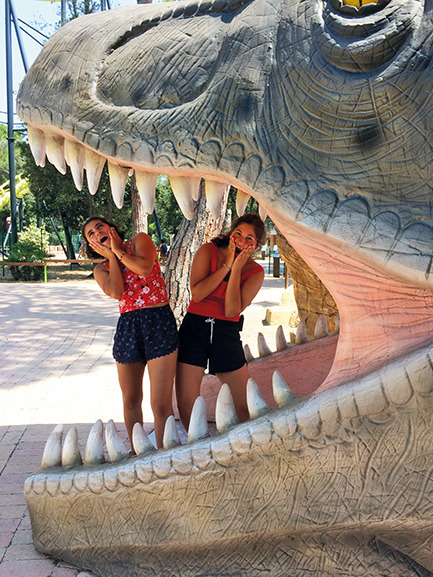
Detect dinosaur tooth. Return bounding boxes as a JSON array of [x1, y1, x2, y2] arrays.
[[314, 314, 328, 339], [59, 474, 74, 494], [105, 419, 128, 462], [152, 453, 173, 478], [236, 189, 251, 216], [276, 325, 288, 352], [84, 148, 106, 195], [296, 319, 309, 344], [272, 370, 297, 407], [243, 343, 254, 362], [27, 124, 46, 167], [296, 400, 322, 440], [107, 161, 129, 209], [45, 133, 66, 174], [169, 175, 200, 220], [171, 448, 194, 475], [46, 476, 60, 497], [187, 396, 209, 443], [61, 426, 83, 468], [211, 437, 235, 466], [41, 424, 64, 469], [250, 419, 273, 446], [228, 426, 252, 454], [319, 397, 342, 437], [257, 332, 272, 357], [407, 349, 433, 396], [204, 179, 229, 219], [32, 475, 47, 495], [215, 383, 240, 433], [163, 415, 181, 449], [246, 377, 269, 419], [191, 445, 213, 470], [135, 461, 154, 483], [258, 203, 267, 221], [135, 170, 157, 214], [64, 139, 85, 191], [132, 422, 155, 456], [84, 419, 105, 465]]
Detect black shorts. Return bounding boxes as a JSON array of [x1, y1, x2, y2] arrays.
[[177, 312, 246, 375], [113, 305, 179, 364]]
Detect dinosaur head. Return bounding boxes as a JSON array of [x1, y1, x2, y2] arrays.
[[15, 0, 433, 574]]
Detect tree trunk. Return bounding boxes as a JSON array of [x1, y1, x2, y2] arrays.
[[164, 181, 229, 323], [131, 174, 148, 234]]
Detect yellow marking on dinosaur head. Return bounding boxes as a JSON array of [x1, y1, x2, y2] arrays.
[[342, 0, 378, 6]]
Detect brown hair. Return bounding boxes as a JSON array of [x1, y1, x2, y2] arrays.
[[81, 216, 125, 259], [212, 213, 266, 248]]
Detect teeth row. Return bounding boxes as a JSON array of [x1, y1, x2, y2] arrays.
[[245, 314, 339, 362], [27, 344, 433, 497], [39, 371, 295, 472], [27, 125, 263, 219]]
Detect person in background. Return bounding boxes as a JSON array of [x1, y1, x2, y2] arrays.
[[82, 217, 178, 449], [175, 213, 265, 430]]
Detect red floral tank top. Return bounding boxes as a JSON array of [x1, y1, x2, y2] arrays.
[[105, 239, 168, 314]]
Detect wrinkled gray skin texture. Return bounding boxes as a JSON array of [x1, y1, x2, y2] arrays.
[[17, 0, 433, 575]]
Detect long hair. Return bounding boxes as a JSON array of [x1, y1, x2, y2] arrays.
[[212, 213, 266, 248], [81, 216, 125, 259]]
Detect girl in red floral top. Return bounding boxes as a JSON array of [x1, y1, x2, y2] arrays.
[[83, 217, 178, 449]]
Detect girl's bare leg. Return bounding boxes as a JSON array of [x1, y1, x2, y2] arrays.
[[217, 363, 250, 422], [116, 361, 146, 448], [147, 349, 178, 448], [175, 362, 206, 432]]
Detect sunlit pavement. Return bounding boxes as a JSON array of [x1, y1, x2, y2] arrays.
[[0, 274, 285, 577]]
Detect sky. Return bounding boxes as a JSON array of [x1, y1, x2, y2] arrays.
[[0, 0, 138, 128]]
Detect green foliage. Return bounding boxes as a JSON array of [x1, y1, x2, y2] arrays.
[[5, 224, 52, 281], [148, 175, 183, 242], [0, 125, 25, 189]]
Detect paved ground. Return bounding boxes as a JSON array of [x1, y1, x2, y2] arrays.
[[0, 272, 287, 577]]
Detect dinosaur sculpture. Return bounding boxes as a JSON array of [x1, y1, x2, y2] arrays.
[[16, 0, 433, 575]]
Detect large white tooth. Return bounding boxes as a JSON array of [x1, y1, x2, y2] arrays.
[[246, 378, 268, 419], [244, 343, 254, 362], [61, 426, 82, 468], [276, 325, 288, 352], [84, 419, 105, 465], [272, 370, 297, 407], [41, 424, 64, 469], [46, 134, 66, 174], [169, 176, 200, 220], [105, 419, 128, 462], [85, 149, 106, 195], [135, 171, 157, 214], [64, 139, 85, 191], [163, 415, 180, 449], [27, 125, 46, 167], [205, 180, 228, 219], [296, 320, 309, 344], [132, 422, 155, 456], [187, 396, 208, 443], [258, 204, 267, 221], [258, 332, 272, 357], [236, 189, 250, 216], [108, 162, 129, 209], [314, 314, 328, 339], [215, 383, 239, 433]]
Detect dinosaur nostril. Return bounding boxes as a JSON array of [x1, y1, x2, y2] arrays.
[[342, 0, 378, 6]]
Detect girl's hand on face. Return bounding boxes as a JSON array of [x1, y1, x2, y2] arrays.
[[109, 227, 123, 252], [231, 245, 255, 273], [88, 237, 113, 259], [225, 235, 236, 269]]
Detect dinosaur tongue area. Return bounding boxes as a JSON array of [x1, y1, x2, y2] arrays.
[[271, 212, 433, 395]]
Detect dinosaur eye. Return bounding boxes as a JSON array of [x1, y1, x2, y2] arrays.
[[329, 0, 390, 14], [96, 17, 225, 110]]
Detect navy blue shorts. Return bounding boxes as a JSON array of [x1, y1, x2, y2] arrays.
[[177, 312, 246, 375], [113, 305, 179, 365]]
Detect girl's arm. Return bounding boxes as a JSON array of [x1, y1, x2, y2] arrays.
[[190, 241, 235, 303], [111, 232, 157, 278], [224, 247, 265, 318]]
